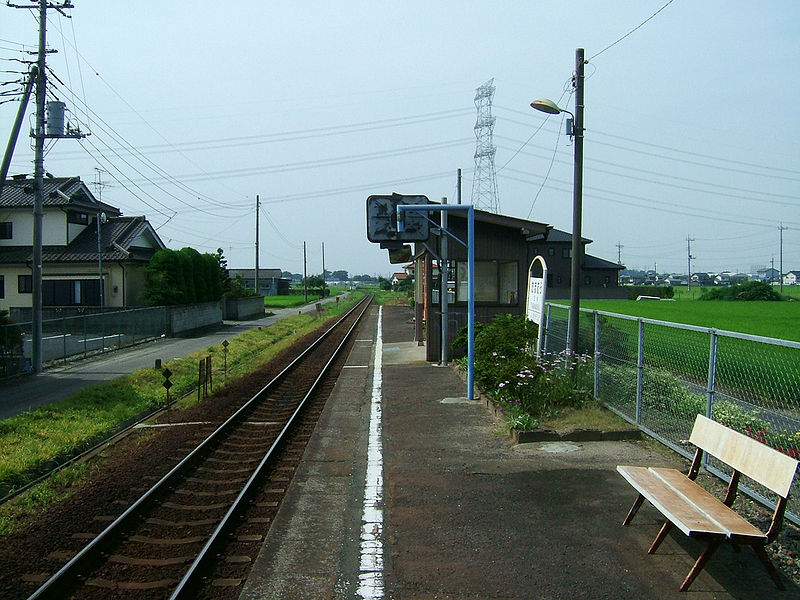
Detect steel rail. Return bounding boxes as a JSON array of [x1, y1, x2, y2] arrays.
[[26, 295, 372, 600], [170, 294, 371, 598]]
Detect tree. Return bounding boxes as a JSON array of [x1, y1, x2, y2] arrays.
[[217, 248, 231, 295], [144, 247, 226, 306], [144, 249, 187, 305], [331, 270, 349, 281], [378, 276, 391, 291]]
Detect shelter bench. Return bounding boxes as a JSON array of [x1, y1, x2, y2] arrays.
[[617, 414, 798, 592]]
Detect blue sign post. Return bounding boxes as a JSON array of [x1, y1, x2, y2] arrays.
[[397, 203, 475, 400]]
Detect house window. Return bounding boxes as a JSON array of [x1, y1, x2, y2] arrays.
[[0, 275, 4, 299], [18, 274, 32, 293], [0, 222, 11, 239], [604, 276, 610, 285], [67, 211, 89, 225], [42, 279, 101, 306], [562, 248, 572, 259], [556, 275, 563, 285], [584, 275, 592, 286], [455, 260, 518, 304], [548, 248, 555, 256]]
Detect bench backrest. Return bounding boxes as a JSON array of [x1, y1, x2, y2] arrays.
[[690, 414, 798, 498]]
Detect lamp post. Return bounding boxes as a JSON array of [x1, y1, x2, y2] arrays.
[[531, 47, 585, 358]]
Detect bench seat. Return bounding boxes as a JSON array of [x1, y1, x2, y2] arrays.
[[617, 466, 765, 542], [617, 415, 798, 592]]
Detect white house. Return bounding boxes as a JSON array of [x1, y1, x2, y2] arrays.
[[783, 271, 800, 286], [0, 175, 165, 312]]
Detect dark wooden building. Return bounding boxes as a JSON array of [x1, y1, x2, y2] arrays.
[[415, 207, 624, 362]]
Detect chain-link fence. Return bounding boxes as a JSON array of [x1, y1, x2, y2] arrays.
[[1, 307, 167, 379], [542, 302, 800, 525]]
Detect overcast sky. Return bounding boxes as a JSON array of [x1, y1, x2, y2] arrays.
[[2, 1, 798, 277]]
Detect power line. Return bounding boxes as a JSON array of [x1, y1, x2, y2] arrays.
[[588, 0, 677, 62]]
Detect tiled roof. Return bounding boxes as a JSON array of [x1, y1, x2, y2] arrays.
[[584, 254, 623, 270], [0, 216, 161, 265], [0, 176, 119, 215]]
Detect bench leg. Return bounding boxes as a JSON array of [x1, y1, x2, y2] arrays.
[[648, 520, 672, 554], [680, 539, 723, 592], [752, 544, 785, 590], [622, 493, 646, 526]]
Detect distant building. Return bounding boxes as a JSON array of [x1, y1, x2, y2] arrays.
[[228, 268, 290, 296], [783, 271, 800, 286]]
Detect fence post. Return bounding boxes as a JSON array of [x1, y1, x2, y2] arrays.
[[636, 319, 644, 425], [83, 313, 88, 358], [706, 330, 718, 419], [62, 315, 67, 364], [543, 304, 552, 355], [593, 311, 600, 399]]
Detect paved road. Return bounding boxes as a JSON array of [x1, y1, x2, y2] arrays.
[[0, 295, 347, 420]]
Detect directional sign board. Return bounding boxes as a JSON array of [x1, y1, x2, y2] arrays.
[[366, 193, 430, 243]]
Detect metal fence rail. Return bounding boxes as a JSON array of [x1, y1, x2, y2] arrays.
[[1, 307, 167, 379], [542, 302, 800, 525]]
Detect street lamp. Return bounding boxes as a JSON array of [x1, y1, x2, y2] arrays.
[[531, 47, 585, 358]]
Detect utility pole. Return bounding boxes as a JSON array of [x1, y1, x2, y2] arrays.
[[302, 242, 308, 302], [8, 0, 74, 373], [321, 241, 325, 279], [457, 168, 462, 205], [686, 236, 695, 291], [255, 195, 260, 296], [771, 256, 775, 285], [568, 47, 585, 358], [779, 223, 787, 294], [616, 242, 624, 265]]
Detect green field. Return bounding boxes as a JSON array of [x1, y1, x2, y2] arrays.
[[572, 298, 800, 342]]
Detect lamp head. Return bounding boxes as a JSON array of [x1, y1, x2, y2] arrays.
[[530, 98, 562, 115]]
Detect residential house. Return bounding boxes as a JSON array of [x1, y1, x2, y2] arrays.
[[391, 272, 409, 287], [757, 267, 780, 283], [783, 271, 800, 286], [227, 268, 289, 296], [414, 207, 625, 361], [0, 175, 165, 313]]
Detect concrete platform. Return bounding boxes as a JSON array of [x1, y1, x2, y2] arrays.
[[239, 304, 800, 600]]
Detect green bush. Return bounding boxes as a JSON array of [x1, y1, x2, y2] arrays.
[[700, 280, 783, 301], [455, 314, 592, 428]]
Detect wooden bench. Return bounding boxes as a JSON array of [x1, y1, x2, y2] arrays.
[[617, 414, 798, 591]]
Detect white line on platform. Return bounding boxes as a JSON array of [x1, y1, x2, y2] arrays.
[[343, 365, 369, 369], [358, 306, 384, 599]]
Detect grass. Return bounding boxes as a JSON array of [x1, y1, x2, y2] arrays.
[[0, 291, 367, 507], [573, 297, 800, 342], [261, 286, 349, 308], [537, 400, 633, 434]]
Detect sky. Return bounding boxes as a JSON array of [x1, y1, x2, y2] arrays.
[[1, 1, 798, 278]]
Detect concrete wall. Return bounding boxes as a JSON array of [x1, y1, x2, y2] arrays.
[[167, 301, 223, 336], [222, 296, 265, 320]]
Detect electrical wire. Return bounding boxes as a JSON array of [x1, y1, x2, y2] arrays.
[[588, 0, 677, 62]]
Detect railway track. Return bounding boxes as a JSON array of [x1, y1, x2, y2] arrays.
[[26, 295, 372, 600]]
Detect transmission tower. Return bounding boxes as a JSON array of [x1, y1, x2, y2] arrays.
[[470, 79, 500, 213]]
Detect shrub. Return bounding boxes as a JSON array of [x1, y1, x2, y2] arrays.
[[700, 280, 783, 301]]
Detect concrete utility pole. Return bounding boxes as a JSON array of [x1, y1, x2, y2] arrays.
[[567, 48, 585, 358], [686, 236, 695, 291], [440, 197, 449, 365], [255, 195, 260, 296], [8, 0, 75, 373], [303, 241, 307, 302], [779, 223, 787, 293]]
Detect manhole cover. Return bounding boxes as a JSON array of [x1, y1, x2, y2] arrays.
[[539, 442, 581, 454]]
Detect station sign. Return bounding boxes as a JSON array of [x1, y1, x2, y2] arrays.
[[366, 193, 430, 243]]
